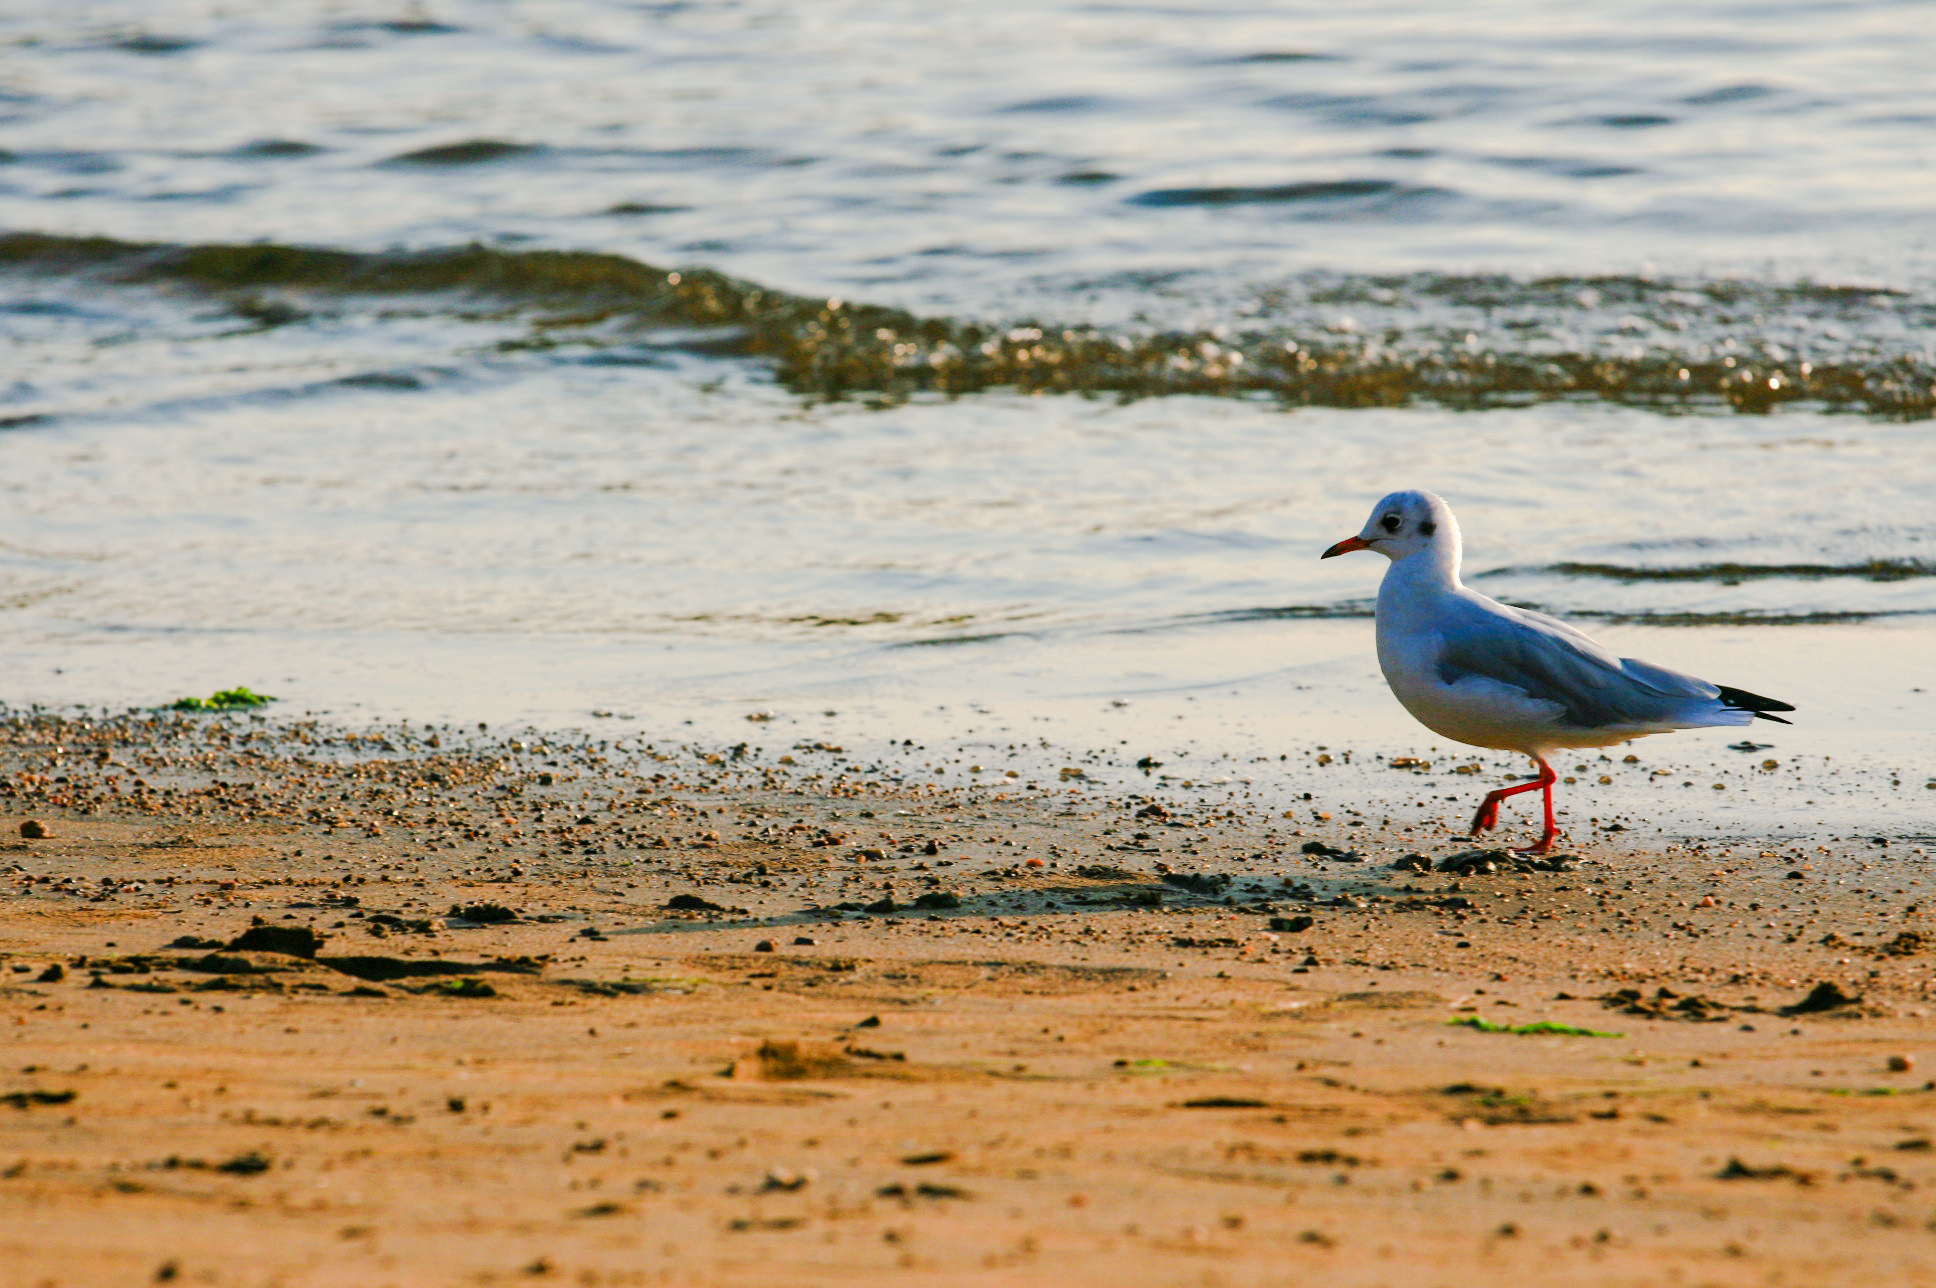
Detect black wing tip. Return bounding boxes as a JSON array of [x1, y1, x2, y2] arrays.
[[1716, 683, 1796, 721]]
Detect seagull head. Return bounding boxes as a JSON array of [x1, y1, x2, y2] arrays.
[[1321, 489, 1459, 564]]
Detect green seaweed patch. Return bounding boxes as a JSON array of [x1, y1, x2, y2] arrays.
[[168, 687, 276, 711], [426, 977, 498, 998], [1111, 1057, 1230, 1074], [1448, 1016, 1623, 1037]]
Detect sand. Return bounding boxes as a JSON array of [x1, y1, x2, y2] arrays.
[[3, 708, 1934, 1287]]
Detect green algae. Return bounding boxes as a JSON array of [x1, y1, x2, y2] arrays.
[[1448, 1016, 1623, 1037], [426, 977, 498, 998], [167, 687, 276, 712]]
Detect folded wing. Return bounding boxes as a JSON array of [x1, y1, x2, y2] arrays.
[[1434, 598, 1717, 731]]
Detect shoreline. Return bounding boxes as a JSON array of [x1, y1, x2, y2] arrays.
[[4, 707, 1935, 1285]]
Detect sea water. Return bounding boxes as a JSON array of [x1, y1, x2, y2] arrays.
[[1, 2, 1933, 837]]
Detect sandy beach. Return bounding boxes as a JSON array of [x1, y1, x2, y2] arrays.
[[6, 5, 1936, 1284], [4, 707, 1934, 1287]]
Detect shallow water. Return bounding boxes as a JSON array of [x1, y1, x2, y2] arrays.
[[2, 3, 1934, 831]]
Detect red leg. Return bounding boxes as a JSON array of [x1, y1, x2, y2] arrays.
[[1517, 761, 1561, 855], [1468, 757, 1559, 853]]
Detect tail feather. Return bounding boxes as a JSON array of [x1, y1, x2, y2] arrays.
[[1716, 684, 1795, 725]]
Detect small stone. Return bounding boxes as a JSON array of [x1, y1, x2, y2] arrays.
[[450, 902, 517, 923], [792, 936, 817, 946], [1888, 1054, 1915, 1073], [19, 820, 47, 839], [1782, 980, 1860, 1014], [753, 940, 776, 953]]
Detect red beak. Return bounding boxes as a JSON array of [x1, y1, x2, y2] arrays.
[[1321, 535, 1373, 559]]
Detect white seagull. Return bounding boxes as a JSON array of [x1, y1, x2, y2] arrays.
[[1322, 489, 1793, 854]]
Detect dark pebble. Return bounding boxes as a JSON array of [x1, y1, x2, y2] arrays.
[[450, 903, 518, 923], [224, 925, 324, 958]]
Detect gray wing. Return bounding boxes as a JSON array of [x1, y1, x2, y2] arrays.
[[1434, 598, 1716, 730]]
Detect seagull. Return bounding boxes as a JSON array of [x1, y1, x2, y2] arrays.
[[1321, 489, 1793, 854]]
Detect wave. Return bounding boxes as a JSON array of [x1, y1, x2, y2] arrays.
[[1486, 559, 1936, 584], [4, 231, 1933, 418], [1582, 608, 1920, 626], [1194, 603, 1924, 629], [1127, 179, 1439, 207]]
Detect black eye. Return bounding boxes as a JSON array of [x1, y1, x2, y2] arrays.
[[1380, 514, 1401, 533], [1419, 519, 1436, 536]]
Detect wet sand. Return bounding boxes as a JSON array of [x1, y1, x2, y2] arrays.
[[4, 709, 1935, 1287]]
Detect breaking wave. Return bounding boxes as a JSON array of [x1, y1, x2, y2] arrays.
[[5, 231, 1934, 419]]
